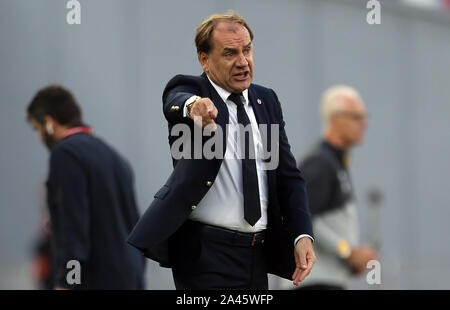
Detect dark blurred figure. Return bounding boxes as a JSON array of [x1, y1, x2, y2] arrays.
[[30, 199, 54, 290], [31, 232, 54, 289], [298, 85, 378, 290], [26, 85, 145, 289]]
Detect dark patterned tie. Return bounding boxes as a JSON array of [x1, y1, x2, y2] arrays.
[[228, 93, 261, 226]]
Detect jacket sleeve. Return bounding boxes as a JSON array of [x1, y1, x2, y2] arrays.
[[48, 148, 90, 288], [271, 89, 314, 240], [311, 216, 343, 257], [300, 156, 349, 256], [162, 75, 203, 124]]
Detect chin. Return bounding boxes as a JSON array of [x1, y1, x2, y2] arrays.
[[233, 82, 251, 92]]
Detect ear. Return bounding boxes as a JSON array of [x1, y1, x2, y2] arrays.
[[43, 116, 55, 134], [198, 52, 209, 73], [43, 115, 54, 126]]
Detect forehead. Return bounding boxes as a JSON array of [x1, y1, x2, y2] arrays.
[[341, 96, 366, 112], [211, 21, 251, 47]]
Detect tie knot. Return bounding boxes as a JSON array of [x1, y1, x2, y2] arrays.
[[228, 93, 244, 108]]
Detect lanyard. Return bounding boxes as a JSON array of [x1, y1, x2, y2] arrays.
[[60, 126, 93, 139]]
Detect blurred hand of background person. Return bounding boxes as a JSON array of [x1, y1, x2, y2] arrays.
[[346, 245, 378, 275]]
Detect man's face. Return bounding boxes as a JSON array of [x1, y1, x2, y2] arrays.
[[29, 119, 56, 150], [200, 21, 254, 93], [333, 97, 368, 147]]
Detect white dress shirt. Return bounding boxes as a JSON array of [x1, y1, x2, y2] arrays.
[[184, 76, 312, 243]]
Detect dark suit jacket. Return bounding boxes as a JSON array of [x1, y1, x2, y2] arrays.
[[47, 132, 145, 289], [127, 73, 313, 279]]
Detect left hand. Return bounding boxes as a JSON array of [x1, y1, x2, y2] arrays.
[[292, 237, 316, 286]]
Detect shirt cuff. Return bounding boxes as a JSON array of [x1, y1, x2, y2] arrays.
[[294, 234, 314, 246], [183, 95, 198, 118]]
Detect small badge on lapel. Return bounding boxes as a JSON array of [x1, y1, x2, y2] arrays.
[[257, 99, 262, 104]]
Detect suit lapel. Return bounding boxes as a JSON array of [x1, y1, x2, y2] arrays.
[[248, 86, 272, 153], [248, 86, 268, 125], [248, 86, 276, 202]]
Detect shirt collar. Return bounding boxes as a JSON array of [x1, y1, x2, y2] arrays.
[[323, 140, 348, 167], [207, 75, 249, 106]]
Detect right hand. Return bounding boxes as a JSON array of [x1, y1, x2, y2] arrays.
[[345, 245, 378, 275], [189, 97, 218, 130]]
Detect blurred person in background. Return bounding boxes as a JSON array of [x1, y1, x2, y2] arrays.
[[26, 85, 145, 289], [30, 191, 55, 290], [296, 85, 378, 290]]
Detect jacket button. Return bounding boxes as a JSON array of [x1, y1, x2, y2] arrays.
[[191, 205, 197, 210], [171, 106, 180, 111], [206, 181, 213, 187]]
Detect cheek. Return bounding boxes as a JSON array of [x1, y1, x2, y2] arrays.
[[248, 57, 254, 67], [214, 62, 229, 76], [351, 123, 360, 133], [338, 121, 349, 132], [344, 123, 357, 138], [40, 130, 48, 142]]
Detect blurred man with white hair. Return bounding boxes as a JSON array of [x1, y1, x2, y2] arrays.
[[296, 85, 378, 290]]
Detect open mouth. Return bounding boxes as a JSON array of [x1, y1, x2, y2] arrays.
[[232, 71, 249, 81]]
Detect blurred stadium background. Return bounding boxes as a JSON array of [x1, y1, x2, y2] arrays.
[[1, 0, 449, 289]]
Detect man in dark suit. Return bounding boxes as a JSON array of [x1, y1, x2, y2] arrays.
[[26, 85, 145, 289], [128, 12, 315, 289]]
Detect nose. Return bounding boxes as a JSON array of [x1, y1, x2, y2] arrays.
[[236, 52, 248, 67]]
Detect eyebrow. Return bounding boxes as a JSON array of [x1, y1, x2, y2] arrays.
[[222, 47, 237, 54], [222, 42, 252, 53]]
